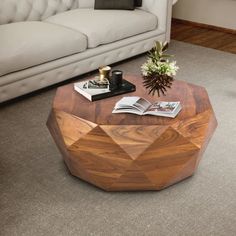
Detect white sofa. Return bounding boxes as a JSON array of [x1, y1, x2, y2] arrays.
[[0, 0, 173, 102]]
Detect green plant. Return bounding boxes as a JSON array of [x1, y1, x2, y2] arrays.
[[141, 41, 179, 96]]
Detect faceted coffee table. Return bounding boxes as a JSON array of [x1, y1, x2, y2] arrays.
[[47, 75, 217, 191]]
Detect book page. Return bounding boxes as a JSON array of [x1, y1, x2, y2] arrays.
[[145, 102, 180, 115], [114, 97, 151, 113], [147, 102, 179, 113], [133, 97, 152, 112], [112, 108, 143, 115]]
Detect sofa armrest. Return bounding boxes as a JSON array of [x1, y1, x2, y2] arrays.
[[140, 0, 173, 40]]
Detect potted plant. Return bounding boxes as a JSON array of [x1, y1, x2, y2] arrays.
[[141, 41, 179, 96]]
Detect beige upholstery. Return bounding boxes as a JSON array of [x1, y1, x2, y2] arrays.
[[0, 21, 87, 76], [140, 0, 172, 34], [0, 29, 164, 87], [0, 33, 166, 102], [78, 0, 94, 8], [0, 0, 78, 24], [0, 0, 96, 25], [46, 9, 157, 48]]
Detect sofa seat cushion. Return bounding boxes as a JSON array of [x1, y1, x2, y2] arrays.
[[0, 21, 87, 77], [45, 9, 157, 48]]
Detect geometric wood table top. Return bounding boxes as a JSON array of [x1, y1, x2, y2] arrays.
[[47, 75, 217, 191]]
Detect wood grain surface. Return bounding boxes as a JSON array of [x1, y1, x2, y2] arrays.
[[47, 75, 217, 191], [53, 75, 212, 126]]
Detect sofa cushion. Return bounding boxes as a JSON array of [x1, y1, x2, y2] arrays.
[[94, 0, 135, 10], [0, 21, 87, 77], [45, 8, 157, 48]]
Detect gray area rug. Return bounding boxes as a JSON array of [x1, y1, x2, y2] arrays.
[[0, 41, 236, 236]]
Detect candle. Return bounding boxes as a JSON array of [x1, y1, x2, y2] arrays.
[[111, 70, 123, 90]]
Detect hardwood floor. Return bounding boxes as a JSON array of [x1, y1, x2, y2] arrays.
[[171, 19, 236, 54]]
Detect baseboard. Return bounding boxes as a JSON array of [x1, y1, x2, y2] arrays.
[[172, 18, 236, 35]]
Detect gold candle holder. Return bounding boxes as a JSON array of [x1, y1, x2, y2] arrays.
[[99, 66, 111, 82]]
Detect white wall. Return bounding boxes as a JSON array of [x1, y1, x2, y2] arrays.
[[173, 0, 236, 30]]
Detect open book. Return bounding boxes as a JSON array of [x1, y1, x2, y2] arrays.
[[112, 97, 182, 118]]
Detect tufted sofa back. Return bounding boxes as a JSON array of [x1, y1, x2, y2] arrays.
[[0, 0, 94, 25]]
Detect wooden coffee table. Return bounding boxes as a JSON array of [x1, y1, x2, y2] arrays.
[[47, 75, 217, 191]]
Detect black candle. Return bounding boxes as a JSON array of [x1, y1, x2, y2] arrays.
[[111, 70, 123, 90]]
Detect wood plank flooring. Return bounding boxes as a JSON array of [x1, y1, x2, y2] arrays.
[[171, 19, 236, 54]]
